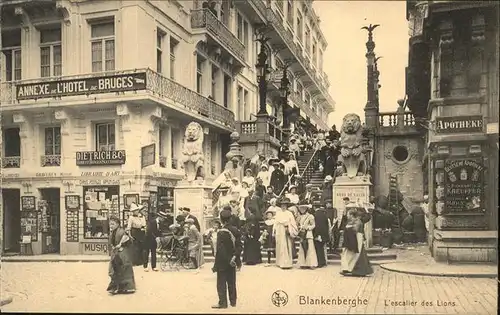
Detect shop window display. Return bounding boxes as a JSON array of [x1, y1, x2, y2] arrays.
[[83, 186, 119, 239]]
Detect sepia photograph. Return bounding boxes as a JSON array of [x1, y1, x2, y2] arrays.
[[0, 0, 498, 314]]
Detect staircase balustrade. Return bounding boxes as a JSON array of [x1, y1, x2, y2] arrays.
[[277, 148, 321, 197]]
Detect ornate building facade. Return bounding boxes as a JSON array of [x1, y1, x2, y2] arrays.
[[405, 0, 498, 262], [0, 0, 334, 255]]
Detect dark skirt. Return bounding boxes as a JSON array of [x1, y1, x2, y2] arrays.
[[129, 228, 145, 266], [351, 247, 373, 276], [243, 238, 262, 265], [107, 247, 136, 293]]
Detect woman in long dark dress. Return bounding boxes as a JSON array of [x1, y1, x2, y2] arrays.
[[126, 203, 147, 266], [340, 210, 373, 277], [242, 213, 262, 265], [107, 216, 136, 294]]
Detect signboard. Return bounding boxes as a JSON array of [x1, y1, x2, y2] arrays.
[[435, 115, 484, 133], [82, 242, 109, 255], [444, 159, 484, 212], [16, 72, 147, 100], [21, 196, 36, 211], [76, 150, 126, 166], [141, 144, 156, 168], [332, 185, 369, 217]]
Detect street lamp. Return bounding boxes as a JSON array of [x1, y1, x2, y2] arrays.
[[256, 37, 270, 116], [280, 67, 291, 143]]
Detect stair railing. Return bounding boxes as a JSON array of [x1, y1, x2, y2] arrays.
[[277, 148, 321, 198]]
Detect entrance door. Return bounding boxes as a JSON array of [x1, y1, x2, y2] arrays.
[[2, 189, 21, 253], [40, 188, 61, 254]]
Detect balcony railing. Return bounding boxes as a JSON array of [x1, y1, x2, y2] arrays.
[[248, 0, 268, 17], [266, 8, 330, 105], [191, 9, 246, 62], [41, 155, 61, 167], [2, 156, 21, 168], [239, 120, 282, 142], [379, 111, 416, 128], [0, 68, 235, 129]]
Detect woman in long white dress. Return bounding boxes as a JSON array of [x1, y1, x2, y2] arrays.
[[257, 164, 271, 188], [296, 205, 318, 269], [273, 198, 298, 269]]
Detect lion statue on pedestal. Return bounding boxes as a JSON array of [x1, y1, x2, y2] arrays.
[[338, 113, 367, 178], [181, 122, 205, 182]]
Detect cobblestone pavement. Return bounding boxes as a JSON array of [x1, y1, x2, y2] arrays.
[[1, 262, 497, 314]]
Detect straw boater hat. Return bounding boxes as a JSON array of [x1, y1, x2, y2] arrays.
[[288, 185, 297, 191], [129, 202, 145, 212], [305, 183, 313, 188], [298, 204, 312, 212], [261, 164, 268, 170], [277, 197, 293, 206], [231, 177, 240, 183], [265, 208, 276, 216], [324, 175, 333, 182], [245, 168, 253, 174]]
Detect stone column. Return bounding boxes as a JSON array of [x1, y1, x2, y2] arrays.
[[54, 109, 73, 169]]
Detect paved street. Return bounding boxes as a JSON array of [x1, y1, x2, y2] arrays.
[[1, 262, 497, 314]]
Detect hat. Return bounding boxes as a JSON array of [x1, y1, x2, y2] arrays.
[[288, 185, 297, 191], [343, 197, 350, 201], [261, 164, 268, 170], [183, 207, 191, 212], [185, 218, 195, 224], [269, 197, 277, 205], [324, 175, 333, 182], [305, 183, 313, 188], [219, 183, 230, 190], [169, 223, 181, 230], [277, 197, 293, 206], [157, 211, 169, 219], [245, 168, 253, 173], [273, 161, 280, 166], [175, 215, 185, 223], [219, 209, 232, 220], [346, 202, 359, 208], [298, 204, 312, 212], [231, 177, 239, 182], [290, 138, 296, 142], [129, 202, 145, 212], [312, 200, 322, 207]]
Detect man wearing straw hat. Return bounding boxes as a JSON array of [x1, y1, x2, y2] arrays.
[[143, 211, 168, 272]]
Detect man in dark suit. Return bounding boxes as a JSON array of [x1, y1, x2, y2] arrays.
[[143, 211, 167, 271], [312, 204, 330, 268], [299, 184, 316, 205], [270, 162, 286, 195], [212, 209, 241, 309], [223, 205, 243, 271], [182, 207, 201, 232], [244, 189, 264, 220]]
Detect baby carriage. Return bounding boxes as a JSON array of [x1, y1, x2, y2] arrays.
[[158, 225, 192, 270]]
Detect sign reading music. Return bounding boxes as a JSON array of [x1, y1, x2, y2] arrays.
[[15, 72, 147, 100], [76, 150, 126, 166]]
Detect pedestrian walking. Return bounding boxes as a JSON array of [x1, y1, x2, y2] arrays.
[[212, 209, 240, 309], [126, 202, 147, 266], [340, 210, 373, 277], [143, 211, 167, 272], [107, 216, 136, 295]]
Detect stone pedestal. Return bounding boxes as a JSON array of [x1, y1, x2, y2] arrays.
[[333, 176, 373, 248], [174, 183, 213, 235]]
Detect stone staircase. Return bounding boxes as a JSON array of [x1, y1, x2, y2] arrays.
[[201, 242, 397, 264]]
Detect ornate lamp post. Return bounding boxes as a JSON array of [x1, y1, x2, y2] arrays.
[[256, 36, 270, 116], [279, 67, 291, 143]]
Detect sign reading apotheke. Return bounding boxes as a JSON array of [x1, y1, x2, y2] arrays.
[[16, 72, 147, 100], [435, 115, 484, 133], [76, 150, 126, 166]]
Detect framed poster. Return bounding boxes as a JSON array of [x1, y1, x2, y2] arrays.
[[20, 211, 38, 242], [157, 187, 174, 213], [444, 159, 484, 212], [123, 194, 139, 209], [66, 211, 79, 242], [21, 196, 36, 211], [141, 144, 156, 168], [83, 185, 120, 239], [65, 195, 80, 211]]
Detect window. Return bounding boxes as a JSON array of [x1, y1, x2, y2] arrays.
[[220, 1, 229, 25], [170, 37, 178, 80], [237, 86, 243, 120], [312, 40, 317, 65], [211, 140, 217, 175], [305, 93, 311, 107], [40, 27, 62, 77], [196, 55, 204, 93], [237, 13, 249, 57], [211, 65, 218, 100], [3, 128, 21, 157], [95, 122, 115, 151], [2, 29, 22, 81], [319, 49, 324, 70], [243, 89, 249, 120], [287, 0, 293, 25], [159, 127, 167, 167], [305, 26, 311, 53], [156, 30, 165, 74], [90, 21, 115, 72], [44, 127, 61, 155], [83, 185, 119, 239], [237, 13, 244, 41], [171, 128, 180, 169], [223, 74, 230, 108], [296, 13, 303, 42], [297, 83, 303, 99], [392, 146, 409, 163]]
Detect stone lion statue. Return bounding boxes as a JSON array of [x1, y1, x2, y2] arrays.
[[338, 113, 367, 178], [181, 122, 205, 182]]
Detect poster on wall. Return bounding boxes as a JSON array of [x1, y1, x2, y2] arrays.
[[83, 186, 120, 239], [444, 159, 484, 212], [66, 211, 79, 242], [157, 187, 174, 213], [39, 200, 50, 233], [65, 195, 80, 211], [20, 211, 38, 242], [21, 196, 36, 211]]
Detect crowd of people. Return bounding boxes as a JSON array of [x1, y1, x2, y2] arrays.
[[104, 124, 374, 309]]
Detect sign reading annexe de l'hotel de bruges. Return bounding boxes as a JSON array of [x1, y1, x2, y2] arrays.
[[15, 72, 147, 100]]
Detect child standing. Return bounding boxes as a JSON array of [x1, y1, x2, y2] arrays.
[[204, 220, 221, 256], [260, 208, 276, 266]]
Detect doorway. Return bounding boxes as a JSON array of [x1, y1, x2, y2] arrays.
[[39, 188, 61, 254], [2, 189, 21, 253]]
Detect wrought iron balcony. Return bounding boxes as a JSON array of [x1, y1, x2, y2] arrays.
[[288, 92, 327, 129], [0, 68, 235, 130], [2, 156, 21, 168], [191, 9, 246, 64], [41, 155, 61, 167]]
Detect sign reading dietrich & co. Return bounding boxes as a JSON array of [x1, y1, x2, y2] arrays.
[[76, 151, 126, 166], [16, 72, 147, 100], [435, 115, 484, 133]]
